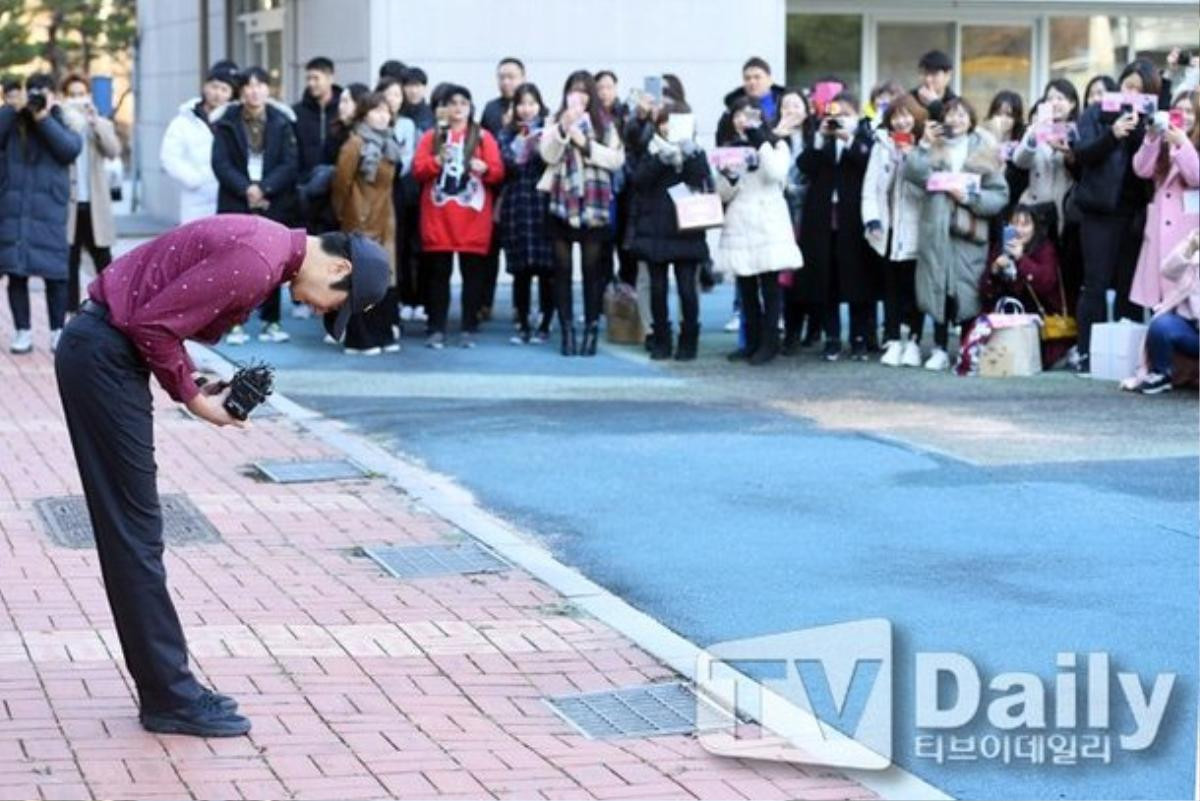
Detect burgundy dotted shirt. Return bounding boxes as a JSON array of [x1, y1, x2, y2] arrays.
[[89, 215, 307, 404]]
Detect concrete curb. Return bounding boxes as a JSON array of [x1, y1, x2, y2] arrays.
[[187, 341, 952, 801]]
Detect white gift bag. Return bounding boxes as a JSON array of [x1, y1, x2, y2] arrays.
[[1090, 320, 1148, 381]]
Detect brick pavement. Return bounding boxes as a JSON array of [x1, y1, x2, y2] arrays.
[[0, 295, 878, 800]]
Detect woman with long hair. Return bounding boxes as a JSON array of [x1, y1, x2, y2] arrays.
[[539, 70, 626, 356]]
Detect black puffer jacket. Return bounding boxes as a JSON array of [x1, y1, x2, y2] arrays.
[[211, 102, 299, 224], [1070, 103, 1151, 216], [628, 140, 711, 265]]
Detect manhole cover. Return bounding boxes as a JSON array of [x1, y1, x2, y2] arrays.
[[253, 459, 368, 483], [34, 495, 221, 549], [361, 542, 509, 579], [545, 682, 731, 739]]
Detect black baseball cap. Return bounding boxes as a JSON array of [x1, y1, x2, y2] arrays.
[[326, 234, 390, 340], [206, 60, 241, 91]]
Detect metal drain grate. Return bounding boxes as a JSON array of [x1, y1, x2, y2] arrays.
[[545, 682, 731, 739], [254, 459, 369, 484], [34, 495, 221, 549], [361, 542, 509, 579]]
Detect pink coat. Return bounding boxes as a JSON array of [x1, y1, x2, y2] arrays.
[[1130, 133, 1200, 308]]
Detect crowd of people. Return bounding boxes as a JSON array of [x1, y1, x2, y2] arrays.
[[2, 46, 1198, 393]]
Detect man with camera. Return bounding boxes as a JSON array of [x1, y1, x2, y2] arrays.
[[0, 73, 82, 355], [54, 214, 390, 737]]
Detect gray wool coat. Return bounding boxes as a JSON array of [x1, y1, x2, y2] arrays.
[[903, 131, 1009, 324], [0, 106, 83, 280]]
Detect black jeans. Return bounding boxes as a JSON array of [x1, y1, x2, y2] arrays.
[[648, 261, 700, 333], [512, 269, 555, 328], [1077, 211, 1146, 356], [8, 275, 68, 331], [737, 272, 781, 354], [481, 237, 501, 312], [882, 259, 922, 342], [397, 202, 425, 309], [425, 252, 487, 335], [68, 202, 113, 312], [55, 310, 204, 713], [553, 237, 607, 328]]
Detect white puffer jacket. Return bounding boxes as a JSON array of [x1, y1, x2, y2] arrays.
[[159, 98, 220, 223], [715, 139, 803, 277], [861, 128, 923, 262]]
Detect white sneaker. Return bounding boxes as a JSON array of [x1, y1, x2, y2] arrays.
[[344, 345, 382, 356], [383, 342, 402, 353], [323, 333, 339, 346], [401, 306, 414, 322], [10, 329, 32, 354], [880, 340, 903, 367], [923, 347, 951, 371], [900, 340, 923, 368], [225, 325, 248, 346], [49, 329, 62, 353], [259, 323, 291, 343], [723, 314, 740, 333], [291, 304, 313, 319], [411, 307, 427, 323]]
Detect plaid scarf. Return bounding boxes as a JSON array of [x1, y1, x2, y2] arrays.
[[546, 135, 613, 229]]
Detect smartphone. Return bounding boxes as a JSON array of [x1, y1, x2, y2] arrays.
[[744, 107, 763, 128], [1169, 108, 1185, 129], [926, 99, 945, 125], [891, 131, 913, 148], [567, 93, 585, 115], [643, 76, 663, 105], [1002, 224, 1018, 248]]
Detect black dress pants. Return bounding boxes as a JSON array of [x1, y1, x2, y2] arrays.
[[54, 309, 203, 713]]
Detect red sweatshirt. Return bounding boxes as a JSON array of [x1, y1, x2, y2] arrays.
[[412, 126, 505, 255]]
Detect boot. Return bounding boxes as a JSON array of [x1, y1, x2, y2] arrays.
[[581, 322, 600, 356], [675, 323, 699, 361], [650, 326, 673, 360], [749, 328, 779, 366], [560, 324, 577, 356]]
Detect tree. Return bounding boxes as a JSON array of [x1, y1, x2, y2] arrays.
[[0, 0, 37, 73], [37, 0, 138, 80]]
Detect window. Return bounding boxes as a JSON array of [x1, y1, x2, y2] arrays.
[[960, 24, 1033, 116], [787, 14, 862, 95], [876, 22, 954, 94], [1049, 16, 1130, 91], [230, 0, 286, 97]]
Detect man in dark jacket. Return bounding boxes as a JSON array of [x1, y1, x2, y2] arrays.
[[479, 57, 525, 320], [910, 50, 958, 113], [292, 56, 341, 234], [0, 73, 82, 354], [716, 57, 786, 146], [211, 66, 299, 343]]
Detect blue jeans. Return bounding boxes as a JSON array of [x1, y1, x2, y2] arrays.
[[1147, 312, 1199, 374]]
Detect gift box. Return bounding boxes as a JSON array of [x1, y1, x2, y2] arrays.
[[1090, 321, 1148, 381]]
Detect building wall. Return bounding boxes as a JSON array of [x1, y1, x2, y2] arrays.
[[360, 0, 786, 143], [134, 0, 227, 224], [288, 0, 372, 94]]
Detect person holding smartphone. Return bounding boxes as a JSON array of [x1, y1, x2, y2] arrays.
[[796, 92, 876, 362], [903, 96, 1010, 371], [980, 205, 1070, 368], [498, 83, 555, 344], [60, 74, 122, 318], [1129, 88, 1200, 311], [862, 93, 928, 367], [539, 71, 626, 356], [715, 96, 803, 366], [1070, 59, 1160, 374]]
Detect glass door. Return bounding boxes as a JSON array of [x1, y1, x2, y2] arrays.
[[231, 0, 286, 97], [959, 23, 1033, 115]]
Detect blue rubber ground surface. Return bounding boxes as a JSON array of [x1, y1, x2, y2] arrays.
[[223, 284, 1198, 800]]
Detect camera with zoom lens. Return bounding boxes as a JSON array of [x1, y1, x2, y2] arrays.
[[23, 90, 47, 116]]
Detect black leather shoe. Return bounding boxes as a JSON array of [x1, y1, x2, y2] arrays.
[[201, 687, 238, 713], [141, 693, 251, 737]]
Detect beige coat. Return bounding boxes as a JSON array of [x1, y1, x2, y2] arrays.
[[64, 110, 121, 248]]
